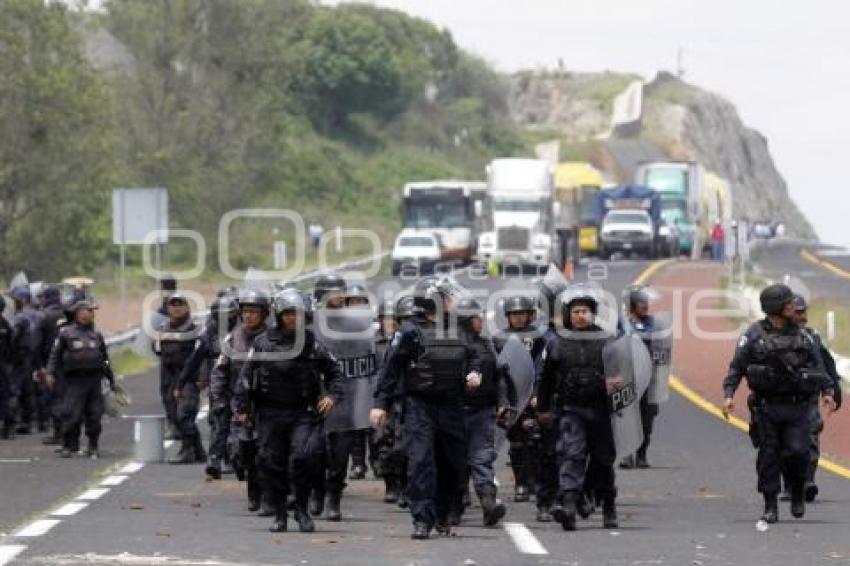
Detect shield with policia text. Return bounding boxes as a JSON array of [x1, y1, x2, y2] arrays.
[[315, 306, 377, 433], [495, 333, 536, 451], [603, 333, 652, 460], [621, 286, 673, 405]]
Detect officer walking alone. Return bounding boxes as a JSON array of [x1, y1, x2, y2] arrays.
[[722, 284, 837, 523]]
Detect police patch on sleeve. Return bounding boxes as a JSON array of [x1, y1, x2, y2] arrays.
[[737, 334, 748, 348]]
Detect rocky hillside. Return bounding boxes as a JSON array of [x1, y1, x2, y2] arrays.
[[508, 70, 816, 239]]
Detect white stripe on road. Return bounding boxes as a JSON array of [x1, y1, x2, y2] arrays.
[[51, 502, 89, 517], [503, 522, 548, 555], [118, 462, 145, 475], [0, 545, 27, 566], [0, 458, 32, 463], [100, 475, 129, 487], [15, 519, 60, 537], [77, 488, 110, 501]]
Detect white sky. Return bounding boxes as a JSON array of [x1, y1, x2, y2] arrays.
[[327, 0, 850, 246]]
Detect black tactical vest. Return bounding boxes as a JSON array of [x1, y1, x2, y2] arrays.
[[464, 334, 498, 405], [551, 332, 608, 405], [158, 318, 198, 368], [405, 320, 468, 396], [746, 322, 822, 396], [254, 331, 319, 408], [61, 325, 105, 374]]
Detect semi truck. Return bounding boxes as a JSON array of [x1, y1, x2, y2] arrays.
[[476, 158, 556, 270], [553, 162, 604, 258], [634, 161, 704, 256], [401, 180, 487, 263]]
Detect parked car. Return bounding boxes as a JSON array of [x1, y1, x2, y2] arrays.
[[391, 229, 443, 275]]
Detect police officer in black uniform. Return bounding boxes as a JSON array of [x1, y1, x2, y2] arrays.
[[235, 288, 344, 533], [538, 286, 619, 531], [0, 296, 13, 439], [620, 287, 660, 469], [370, 276, 482, 540], [9, 286, 43, 435], [722, 284, 837, 523], [177, 295, 238, 478], [46, 300, 116, 458], [456, 296, 512, 527], [154, 293, 204, 464], [374, 295, 415, 508], [38, 286, 66, 445], [790, 294, 842, 502], [210, 289, 270, 511], [496, 295, 550, 518]]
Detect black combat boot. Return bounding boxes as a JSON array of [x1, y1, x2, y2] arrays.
[[804, 482, 819, 503], [259, 492, 276, 517], [193, 436, 207, 463], [83, 439, 99, 460], [205, 456, 222, 479], [790, 484, 806, 519], [478, 485, 507, 527], [550, 494, 577, 531], [326, 491, 342, 521], [576, 492, 593, 519], [383, 477, 400, 504], [247, 481, 262, 513], [635, 447, 650, 469], [1, 422, 14, 440], [309, 487, 325, 517], [411, 522, 430, 540], [168, 442, 194, 464], [602, 497, 618, 529], [536, 504, 552, 522], [293, 492, 315, 533], [269, 500, 288, 533], [15, 422, 31, 435], [762, 492, 779, 523], [435, 518, 451, 537]]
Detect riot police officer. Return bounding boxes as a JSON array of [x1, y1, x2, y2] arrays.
[[790, 294, 842, 503], [46, 300, 116, 458], [210, 289, 270, 512], [154, 294, 204, 464], [620, 287, 660, 469], [538, 286, 619, 531], [9, 286, 44, 435], [38, 286, 66, 445], [345, 283, 372, 481], [0, 296, 13, 439], [177, 295, 239, 477], [723, 284, 837, 523], [456, 296, 511, 527], [235, 289, 343, 533], [370, 276, 482, 540], [495, 295, 549, 513]]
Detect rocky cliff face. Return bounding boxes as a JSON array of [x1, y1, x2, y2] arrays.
[[508, 70, 816, 239]]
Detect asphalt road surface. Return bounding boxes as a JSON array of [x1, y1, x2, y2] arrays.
[[2, 258, 848, 566]]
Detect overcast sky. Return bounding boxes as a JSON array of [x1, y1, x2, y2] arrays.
[[326, 0, 850, 247]]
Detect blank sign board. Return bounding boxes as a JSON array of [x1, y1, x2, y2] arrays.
[[112, 188, 169, 245]]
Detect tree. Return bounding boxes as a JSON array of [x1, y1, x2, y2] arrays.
[[0, 0, 116, 278]]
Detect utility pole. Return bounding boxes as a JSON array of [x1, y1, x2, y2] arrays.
[[676, 47, 685, 78]]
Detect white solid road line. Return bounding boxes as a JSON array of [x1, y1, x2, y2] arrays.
[[77, 488, 110, 501], [119, 461, 145, 474], [101, 475, 129, 487], [503, 522, 548, 555], [0, 545, 27, 566], [51, 502, 89, 517], [15, 519, 61, 538]]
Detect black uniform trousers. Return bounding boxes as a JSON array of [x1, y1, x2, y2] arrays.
[[754, 398, 809, 494], [256, 406, 317, 503], [61, 375, 104, 449], [555, 403, 616, 501]]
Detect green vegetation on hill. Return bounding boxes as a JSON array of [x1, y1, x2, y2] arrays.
[[0, 0, 527, 280]]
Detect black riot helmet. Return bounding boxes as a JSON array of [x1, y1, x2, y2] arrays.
[[628, 286, 650, 310], [345, 283, 370, 306], [210, 295, 238, 318], [792, 293, 807, 312], [760, 284, 794, 316], [395, 295, 417, 320], [412, 275, 442, 313], [67, 299, 98, 315], [503, 295, 536, 316], [377, 300, 395, 319], [561, 284, 599, 316], [273, 288, 306, 315], [238, 289, 270, 311], [313, 273, 346, 301], [455, 296, 484, 324], [166, 292, 189, 307]]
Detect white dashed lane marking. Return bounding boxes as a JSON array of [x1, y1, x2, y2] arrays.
[[503, 522, 548, 555], [119, 462, 145, 474], [101, 475, 129, 487], [15, 519, 61, 538], [77, 488, 110, 501], [51, 502, 89, 517], [0, 544, 27, 566]]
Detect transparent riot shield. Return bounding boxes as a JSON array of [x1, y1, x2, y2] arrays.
[[603, 334, 652, 461], [315, 307, 377, 433], [495, 333, 535, 451], [621, 286, 674, 405]]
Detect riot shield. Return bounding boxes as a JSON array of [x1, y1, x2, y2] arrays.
[[647, 312, 673, 404], [495, 333, 535, 451], [603, 334, 652, 461], [314, 307, 377, 433]]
